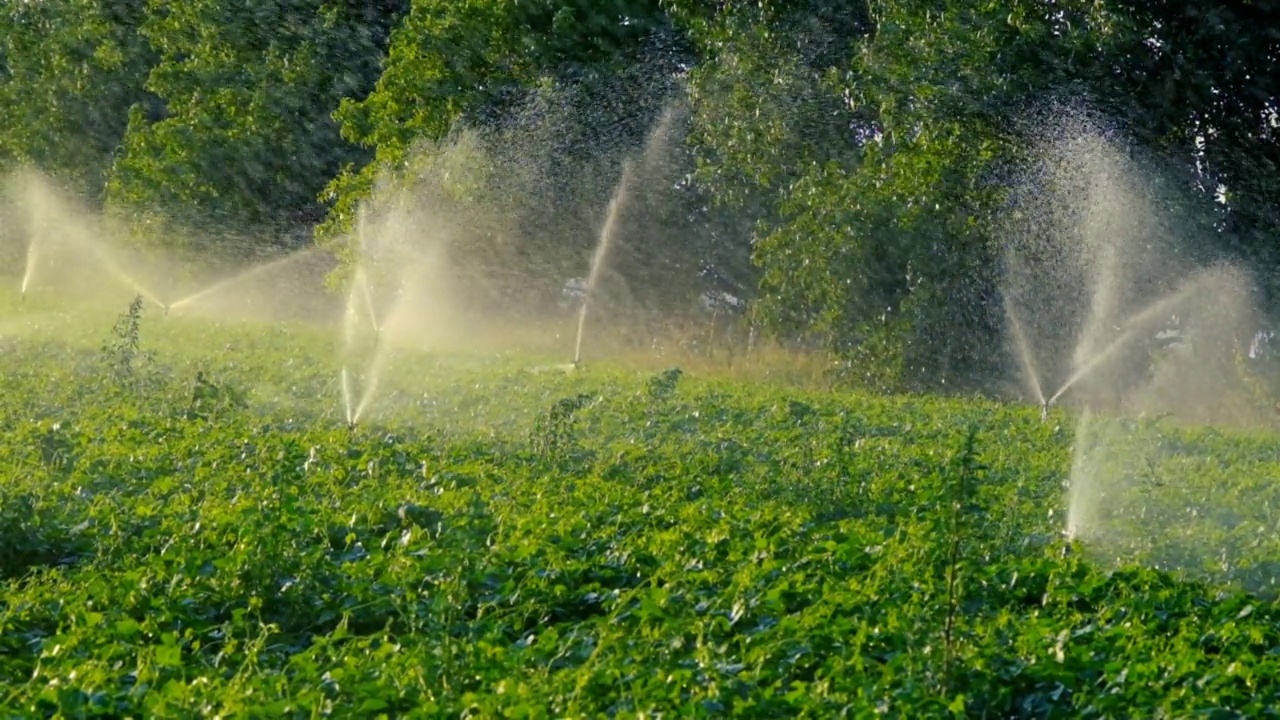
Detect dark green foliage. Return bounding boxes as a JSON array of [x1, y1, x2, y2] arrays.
[[103, 0, 407, 248], [941, 425, 984, 694], [100, 295, 146, 383], [645, 366, 682, 400], [186, 370, 248, 419], [532, 392, 595, 458], [0, 0, 156, 200], [3, 322, 1280, 714], [0, 492, 92, 580]]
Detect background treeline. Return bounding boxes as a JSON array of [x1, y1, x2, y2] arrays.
[[2, 0, 1278, 393]]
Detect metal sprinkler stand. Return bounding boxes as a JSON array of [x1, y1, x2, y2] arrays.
[[1040, 400, 1050, 422]]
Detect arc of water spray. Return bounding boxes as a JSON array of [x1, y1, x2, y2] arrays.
[[81, 239, 169, 312], [1044, 271, 1212, 407], [168, 249, 317, 312], [341, 262, 391, 427], [1003, 294, 1046, 408], [570, 105, 679, 368], [17, 217, 166, 310], [19, 191, 48, 302], [359, 271, 380, 335], [341, 366, 354, 426], [20, 241, 37, 301], [351, 334, 392, 426], [1046, 326, 1140, 407], [573, 160, 634, 367]]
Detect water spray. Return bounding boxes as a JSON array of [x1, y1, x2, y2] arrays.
[[1004, 293, 1046, 416], [359, 273, 380, 337], [167, 249, 317, 314], [341, 366, 354, 427], [1043, 273, 1209, 408], [573, 160, 634, 367]]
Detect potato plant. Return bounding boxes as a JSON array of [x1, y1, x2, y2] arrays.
[[2, 303, 1280, 716]]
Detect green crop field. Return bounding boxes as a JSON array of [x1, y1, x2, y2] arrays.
[[4, 295, 1280, 718]]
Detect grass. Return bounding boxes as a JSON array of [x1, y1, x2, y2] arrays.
[[4, 291, 1280, 716]]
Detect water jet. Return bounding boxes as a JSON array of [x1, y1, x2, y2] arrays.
[[570, 103, 680, 367], [1043, 270, 1221, 408], [573, 159, 633, 367], [359, 272, 380, 335], [20, 239, 36, 301], [168, 248, 319, 313], [1002, 113, 1269, 577], [339, 257, 398, 427], [351, 334, 392, 426], [81, 241, 168, 312], [341, 366, 355, 426], [1003, 293, 1046, 409]]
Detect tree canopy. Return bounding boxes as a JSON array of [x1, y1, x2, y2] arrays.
[[2, 0, 1278, 391]]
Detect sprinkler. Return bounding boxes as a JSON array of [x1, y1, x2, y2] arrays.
[[1040, 399, 1050, 422]]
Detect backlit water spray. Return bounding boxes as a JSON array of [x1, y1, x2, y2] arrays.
[[571, 103, 679, 367], [15, 172, 170, 310], [341, 264, 380, 427], [573, 160, 634, 367], [341, 367, 354, 426], [359, 273, 380, 334], [1045, 274, 1211, 407], [352, 331, 393, 426], [340, 198, 412, 427], [168, 248, 319, 313], [1003, 113, 1266, 579], [20, 237, 36, 301], [1003, 293, 1045, 412]]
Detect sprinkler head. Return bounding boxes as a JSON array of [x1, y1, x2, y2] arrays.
[[1040, 401, 1049, 422], [19, 292, 25, 304]]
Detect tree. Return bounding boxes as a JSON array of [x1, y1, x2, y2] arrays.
[[0, 0, 155, 200], [104, 0, 406, 251], [678, 0, 1280, 392], [1085, 2, 1280, 304], [318, 0, 712, 310]]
